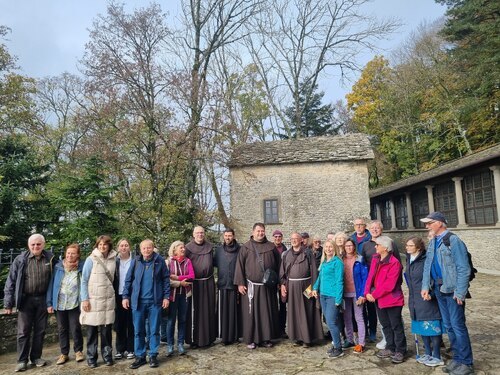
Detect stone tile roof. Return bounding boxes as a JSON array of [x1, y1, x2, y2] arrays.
[[228, 133, 373, 167], [370, 143, 500, 198]]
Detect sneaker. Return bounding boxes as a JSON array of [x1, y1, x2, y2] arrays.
[[166, 345, 174, 356], [149, 355, 159, 368], [87, 361, 97, 368], [15, 362, 27, 372], [126, 352, 136, 360], [425, 357, 445, 367], [329, 348, 344, 358], [342, 340, 355, 349], [353, 344, 365, 353], [114, 352, 123, 360], [417, 354, 432, 364], [391, 352, 404, 364], [376, 349, 394, 359], [160, 339, 168, 345], [56, 354, 69, 365], [32, 358, 46, 367], [376, 338, 387, 350], [129, 357, 147, 369], [247, 343, 256, 349], [75, 351, 85, 362], [326, 345, 335, 355], [178, 343, 186, 355]]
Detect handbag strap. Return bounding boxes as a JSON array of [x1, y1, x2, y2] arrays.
[[284, 250, 300, 280], [250, 241, 266, 273], [94, 255, 114, 284]]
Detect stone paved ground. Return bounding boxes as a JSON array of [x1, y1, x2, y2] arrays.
[[0, 272, 499, 375]]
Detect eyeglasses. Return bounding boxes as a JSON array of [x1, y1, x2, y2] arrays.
[[354, 224, 366, 227], [313, 240, 321, 243]]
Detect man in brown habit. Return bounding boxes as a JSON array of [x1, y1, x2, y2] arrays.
[[234, 223, 281, 349], [184, 226, 217, 348]]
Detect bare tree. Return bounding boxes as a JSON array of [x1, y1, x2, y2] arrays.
[[81, 2, 188, 246], [246, 0, 398, 137], [167, 0, 264, 219]]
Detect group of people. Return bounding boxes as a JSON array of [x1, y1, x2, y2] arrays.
[[3, 212, 474, 375]]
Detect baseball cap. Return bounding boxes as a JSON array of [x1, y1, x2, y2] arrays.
[[420, 211, 448, 224], [300, 232, 309, 239]]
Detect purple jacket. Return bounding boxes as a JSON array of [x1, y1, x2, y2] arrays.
[[364, 253, 404, 309]]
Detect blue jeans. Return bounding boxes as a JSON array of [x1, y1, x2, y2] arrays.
[[320, 295, 341, 349], [167, 295, 189, 345], [434, 287, 473, 365], [132, 300, 162, 357]]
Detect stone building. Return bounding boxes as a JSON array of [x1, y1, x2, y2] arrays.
[[228, 134, 374, 240], [369, 143, 500, 272]]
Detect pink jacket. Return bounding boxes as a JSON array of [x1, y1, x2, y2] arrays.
[[364, 253, 404, 308], [167, 257, 195, 302]]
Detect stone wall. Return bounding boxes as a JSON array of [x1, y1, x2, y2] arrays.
[[230, 160, 371, 240], [384, 227, 500, 273], [0, 312, 59, 354]]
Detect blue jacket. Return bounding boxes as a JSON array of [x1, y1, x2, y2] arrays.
[[313, 255, 343, 305], [352, 258, 368, 300], [351, 230, 372, 253], [122, 252, 170, 310], [46, 259, 85, 310], [422, 232, 470, 301]]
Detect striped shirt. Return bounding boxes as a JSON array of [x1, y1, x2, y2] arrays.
[[23, 253, 51, 295]]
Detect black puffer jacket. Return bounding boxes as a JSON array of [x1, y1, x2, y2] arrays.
[[405, 251, 441, 321]]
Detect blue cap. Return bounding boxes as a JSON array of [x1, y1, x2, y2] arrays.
[[420, 211, 448, 224]]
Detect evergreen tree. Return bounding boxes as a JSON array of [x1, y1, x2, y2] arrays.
[[285, 82, 337, 138], [0, 135, 49, 248]]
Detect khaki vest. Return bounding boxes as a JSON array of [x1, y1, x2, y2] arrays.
[[80, 249, 117, 326]]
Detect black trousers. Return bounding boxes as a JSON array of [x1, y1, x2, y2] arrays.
[[115, 295, 134, 353], [376, 305, 407, 354], [86, 324, 113, 363], [55, 307, 83, 355], [364, 300, 378, 339], [17, 295, 48, 363]]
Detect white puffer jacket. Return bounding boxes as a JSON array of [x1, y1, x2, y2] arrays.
[[80, 248, 117, 326]]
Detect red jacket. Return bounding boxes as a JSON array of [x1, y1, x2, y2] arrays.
[[364, 253, 404, 308]]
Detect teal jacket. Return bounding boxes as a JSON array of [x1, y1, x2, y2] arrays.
[[313, 255, 344, 305]]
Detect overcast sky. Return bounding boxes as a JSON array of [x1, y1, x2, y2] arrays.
[[1, 0, 446, 101]]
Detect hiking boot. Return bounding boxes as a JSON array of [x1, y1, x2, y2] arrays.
[[15, 362, 27, 372], [442, 360, 461, 373], [56, 354, 68, 365], [449, 363, 474, 375], [75, 351, 85, 362], [353, 344, 365, 353], [328, 348, 344, 358], [376, 349, 394, 358], [391, 352, 404, 364]]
